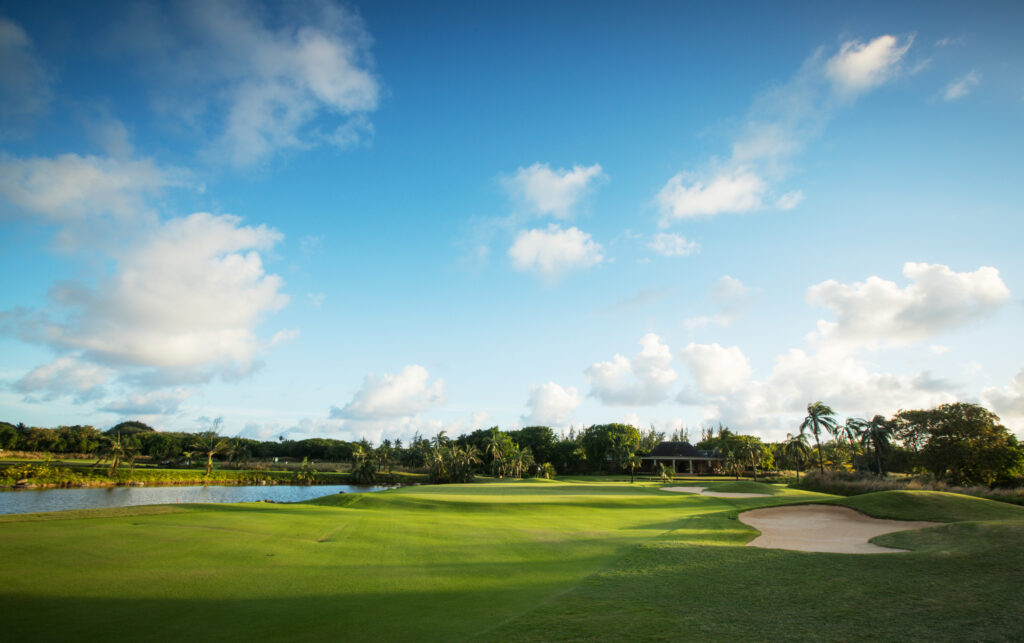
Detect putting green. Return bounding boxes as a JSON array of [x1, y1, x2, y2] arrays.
[[1, 480, 1020, 641]]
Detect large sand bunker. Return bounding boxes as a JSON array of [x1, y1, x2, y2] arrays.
[[660, 486, 770, 498], [739, 504, 941, 554]]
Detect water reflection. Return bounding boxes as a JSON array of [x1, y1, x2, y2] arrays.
[[0, 484, 395, 515]]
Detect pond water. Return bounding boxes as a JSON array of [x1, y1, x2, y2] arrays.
[[0, 484, 396, 515]]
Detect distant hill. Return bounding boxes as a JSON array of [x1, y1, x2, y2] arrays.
[[105, 421, 157, 436]]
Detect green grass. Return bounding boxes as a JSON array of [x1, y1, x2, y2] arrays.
[[1, 481, 1021, 641]]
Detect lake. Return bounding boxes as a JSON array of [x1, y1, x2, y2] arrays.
[[0, 483, 396, 515]]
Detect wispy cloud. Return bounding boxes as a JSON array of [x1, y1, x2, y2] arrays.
[[658, 34, 913, 226], [943, 70, 980, 101], [115, 1, 379, 167], [0, 17, 53, 138]]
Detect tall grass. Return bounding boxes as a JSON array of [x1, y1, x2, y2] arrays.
[[793, 470, 1024, 505]]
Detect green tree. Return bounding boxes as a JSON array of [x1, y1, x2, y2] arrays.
[[192, 426, 228, 476], [860, 415, 894, 475], [581, 424, 640, 471], [800, 401, 838, 474], [738, 439, 766, 481], [913, 403, 1023, 485], [724, 450, 741, 480], [782, 433, 812, 482], [620, 449, 641, 483]]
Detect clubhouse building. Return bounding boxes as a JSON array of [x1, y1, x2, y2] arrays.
[[641, 441, 724, 475]]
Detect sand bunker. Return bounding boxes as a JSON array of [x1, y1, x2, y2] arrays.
[[739, 504, 941, 554], [660, 486, 770, 498]]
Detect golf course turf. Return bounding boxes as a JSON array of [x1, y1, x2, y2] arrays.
[[1, 479, 1022, 641]]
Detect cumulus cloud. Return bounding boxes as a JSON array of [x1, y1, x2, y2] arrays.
[[675, 264, 1007, 439], [806, 263, 1010, 348], [331, 365, 444, 420], [685, 276, 753, 330], [678, 343, 752, 396], [658, 34, 911, 225], [648, 232, 700, 257], [117, 1, 378, 166], [586, 333, 677, 406], [503, 163, 603, 218], [508, 224, 604, 279], [982, 369, 1024, 434], [825, 35, 913, 95], [658, 169, 767, 222], [0, 17, 52, 138], [4, 212, 290, 384], [522, 382, 581, 426], [471, 411, 491, 430], [101, 388, 195, 416], [0, 153, 188, 223], [943, 70, 980, 101], [12, 355, 112, 403]]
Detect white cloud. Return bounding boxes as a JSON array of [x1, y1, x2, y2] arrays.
[[935, 36, 965, 48], [503, 163, 603, 218], [586, 333, 677, 406], [508, 225, 604, 279], [522, 382, 581, 426], [118, 1, 378, 167], [0, 153, 187, 223], [658, 169, 767, 223], [0, 17, 52, 137], [102, 388, 195, 416], [471, 411, 491, 430], [982, 369, 1024, 434], [806, 263, 1010, 348], [930, 344, 950, 355], [648, 233, 700, 257], [12, 356, 112, 403], [6, 212, 289, 384], [331, 365, 444, 420], [685, 276, 753, 330], [776, 190, 805, 210], [825, 35, 913, 95], [658, 34, 911, 225], [678, 343, 753, 396], [943, 70, 980, 101]]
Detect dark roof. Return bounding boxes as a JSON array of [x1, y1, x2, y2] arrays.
[[644, 441, 719, 459]]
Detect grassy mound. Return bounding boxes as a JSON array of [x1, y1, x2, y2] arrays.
[[838, 489, 1024, 523]]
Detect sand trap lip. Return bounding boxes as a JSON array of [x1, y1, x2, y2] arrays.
[[660, 486, 770, 498], [739, 504, 942, 554]]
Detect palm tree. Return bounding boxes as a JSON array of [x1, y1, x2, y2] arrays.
[[96, 433, 127, 476], [860, 415, 894, 476], [192, 430, 229, 476], [839, 417, 866, 469], [738, 441, 765, 481], [431, 430, 449, 450], [620, 449, 641, 483], [487, 430, 505, 478], [724, 450, 741, 479], [782, 433, 812, 482], [460, 445, 482, 482], [800, 401, 838, 474], [226, 438, 251, 470]]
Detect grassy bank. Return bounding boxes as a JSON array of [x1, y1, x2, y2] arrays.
[[0, 461, 425, 488], [1, 479, 1021, 641], [792, 470, 1024, 505]]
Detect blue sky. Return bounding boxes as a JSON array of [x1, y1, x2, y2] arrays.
[[1, 0, 1022, 442]]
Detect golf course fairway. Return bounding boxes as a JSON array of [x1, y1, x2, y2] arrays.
[[2, 478, 1022, 641]]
